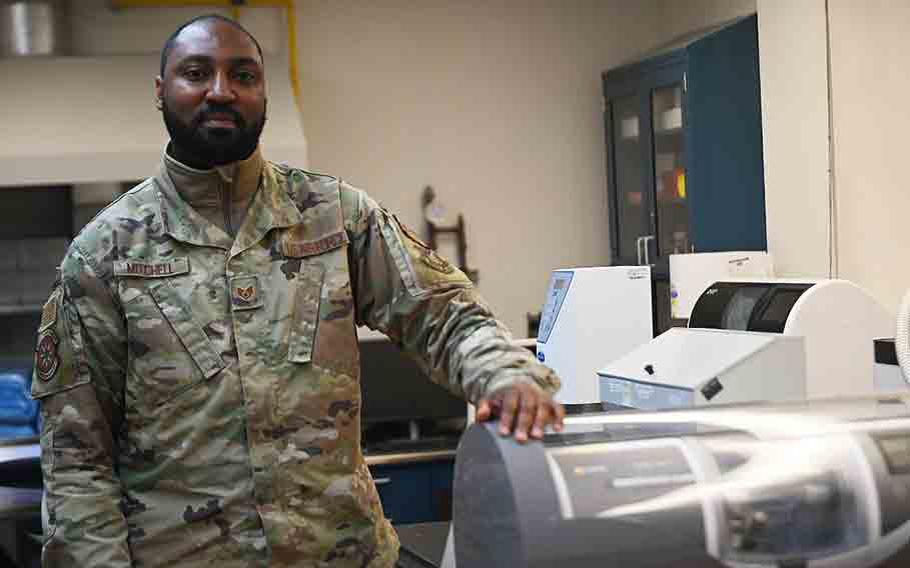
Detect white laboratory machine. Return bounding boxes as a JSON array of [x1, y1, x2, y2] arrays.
[[877, 288, 910, 393], [670, 251, 774, 320], [598, 278, 892, 409], [535, 266, 653, 405], [599, 327, 807, 410]]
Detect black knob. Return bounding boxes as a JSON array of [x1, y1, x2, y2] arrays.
[[644, 364, 655, 375]]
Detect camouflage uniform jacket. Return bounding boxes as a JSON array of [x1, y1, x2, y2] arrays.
[[31, 150, 561, 567]]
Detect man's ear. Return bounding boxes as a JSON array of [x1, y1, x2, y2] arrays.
[[155, 77, 163, 110]]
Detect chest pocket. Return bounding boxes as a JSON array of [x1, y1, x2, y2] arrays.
[[283, 229, 353, 368], [123, 279, 226, 407], [148, 282, 226, 377]]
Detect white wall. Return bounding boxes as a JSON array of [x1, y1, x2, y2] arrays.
[[756, 0, 831, 278], [296, 0, 666, 334]]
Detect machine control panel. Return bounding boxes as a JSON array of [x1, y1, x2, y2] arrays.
[[537, 271, 573, 344]]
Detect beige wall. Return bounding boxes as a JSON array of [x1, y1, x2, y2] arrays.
[[828, 0, 910, 315], [296, 0, 667, 334], [68, 0, 284, 56], [658, 0, 756, 39], [0, 0, 306, 185], [756, 0, 831, 278], [757, 0, 910, 316]]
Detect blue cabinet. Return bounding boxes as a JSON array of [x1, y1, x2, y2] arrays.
[[370, 458, 454, 525], [603, 15, 766, 278]]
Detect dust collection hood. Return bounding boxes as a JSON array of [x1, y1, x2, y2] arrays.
[[0, 1, 308, 187]]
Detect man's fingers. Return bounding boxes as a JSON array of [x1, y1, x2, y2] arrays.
[[531, 402, 551, 440], [553, 401, 566, 432], [475, 399, 491, 422], [513, 394, 536, 443], [498, 388, 520, 437], [482, 385, 565, 440]]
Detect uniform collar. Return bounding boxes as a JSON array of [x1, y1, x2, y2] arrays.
[[156, 145, 302, 253], [230, 162, 302, 257]]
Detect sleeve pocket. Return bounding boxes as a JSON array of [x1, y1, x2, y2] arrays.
[[288, 263, 325, 364]]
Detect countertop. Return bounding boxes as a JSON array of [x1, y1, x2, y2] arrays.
[[363, 436, 459, 466], [365, 449, 455, 467], [2, 440, 455, 468], [396, 521, 450, 568]]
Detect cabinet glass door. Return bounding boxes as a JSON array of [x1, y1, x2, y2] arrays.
[[610, 95, 650, 264], [651, 84, 689, 258]]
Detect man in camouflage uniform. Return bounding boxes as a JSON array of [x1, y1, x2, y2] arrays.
[[31, 14, 563, 568]]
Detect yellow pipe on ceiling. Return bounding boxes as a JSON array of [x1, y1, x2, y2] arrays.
[[112, 0, 304, 122], [114, 0, 234, 7]]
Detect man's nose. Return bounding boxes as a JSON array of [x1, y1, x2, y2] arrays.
[[206, 71, 236, 103]]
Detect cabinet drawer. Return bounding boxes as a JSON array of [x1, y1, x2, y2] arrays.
[[370, 463, 432, 525], [370, 459, 455, 525]]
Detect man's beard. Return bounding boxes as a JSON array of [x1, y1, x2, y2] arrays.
[[162, 99, 267, 167]]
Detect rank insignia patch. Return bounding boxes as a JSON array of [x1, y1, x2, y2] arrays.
[[230, 275, 263, 310], [236, 285, 256, 303], [35, 330, 60, 382]]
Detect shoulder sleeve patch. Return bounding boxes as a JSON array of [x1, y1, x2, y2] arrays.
[[31, 286, 91, 399]]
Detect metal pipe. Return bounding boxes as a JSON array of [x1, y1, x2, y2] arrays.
[[0, 0, 69, 56]]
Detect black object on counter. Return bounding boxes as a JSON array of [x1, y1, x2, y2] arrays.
[[876, 338, 899, 366]]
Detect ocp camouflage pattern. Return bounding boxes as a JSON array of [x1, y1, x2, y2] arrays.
[[32, 150, 561, 567]]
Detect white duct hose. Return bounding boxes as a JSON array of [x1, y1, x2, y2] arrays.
[[897, 288, 910, 382]]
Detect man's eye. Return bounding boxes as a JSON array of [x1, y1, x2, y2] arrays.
[[235, 70, 257, 83], [183, 68, 207, 81]]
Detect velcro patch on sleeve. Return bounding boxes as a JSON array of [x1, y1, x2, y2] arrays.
[[113, 258, 189, 278], [387, 215, 471, 292], [38, 287, 61, 332]]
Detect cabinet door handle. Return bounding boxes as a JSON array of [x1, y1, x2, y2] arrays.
[[374, 477, 392, 486], [636, 236, 644, 265], [643, 235, 655, 265]]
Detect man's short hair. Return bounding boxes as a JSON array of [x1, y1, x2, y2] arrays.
[[160, 14, 264, 76]]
